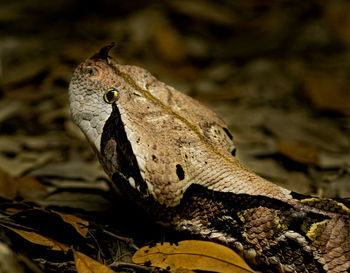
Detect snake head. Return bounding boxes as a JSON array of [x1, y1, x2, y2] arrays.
[[69, 45, 236, 206]]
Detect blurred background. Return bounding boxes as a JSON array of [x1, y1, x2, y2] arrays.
[[0, 0, 350, 208]]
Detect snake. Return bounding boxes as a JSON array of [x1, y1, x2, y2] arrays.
[[68, 44, 350, 273]]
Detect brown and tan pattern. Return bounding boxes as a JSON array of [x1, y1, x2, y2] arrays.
[[69, 45, 350, 272]]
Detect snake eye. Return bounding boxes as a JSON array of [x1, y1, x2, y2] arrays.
[[104, 88, 119, 104]]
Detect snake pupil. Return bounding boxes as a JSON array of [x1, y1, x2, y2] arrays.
[[107, 90, 115, 101], [104, 88, 118, 103]]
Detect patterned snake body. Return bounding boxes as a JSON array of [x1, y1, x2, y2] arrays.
[[69, 45, 350, 272]]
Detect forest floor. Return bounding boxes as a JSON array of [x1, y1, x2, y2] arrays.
[[0, 1, 349, 272]]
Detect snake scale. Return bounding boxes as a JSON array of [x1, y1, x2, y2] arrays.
[[68, 45, 350, 273]]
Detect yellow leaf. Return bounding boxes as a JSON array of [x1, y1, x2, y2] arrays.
[[52, 210, 89, 237], [132, 240, 255, 273], [74, 251, 116, 273], [1, 224, 69, 252]]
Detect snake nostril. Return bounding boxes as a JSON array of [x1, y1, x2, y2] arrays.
[[85, 66, 98, 77]]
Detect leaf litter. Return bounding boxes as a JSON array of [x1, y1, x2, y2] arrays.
[[0, 0, 349, 272]]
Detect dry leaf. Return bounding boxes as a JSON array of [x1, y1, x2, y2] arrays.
[[169, 0, 234, 26], [16, 176, 47, 201], [29, 161, 107, 182], [74, 251, 116, 273], [0, 151, 56, 177], [4, 207, 24, 215], [0, 168, 17, 200], [325, 2, 350, 45], [152, 22, 186, 63], [265, 112, 350, 153], [0, 99, 22, 123], [0, 224, 69, 252], [37, 192, 111, 212], [0, 168, 47, 201], [2, 58, 48, 86], [132, 240, 254, 273], [277, 139, 319, 165], [52, 210, 89, 237], [304, 71, 350, 115]]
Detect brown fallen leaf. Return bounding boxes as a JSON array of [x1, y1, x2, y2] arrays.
[[0, 168, 47, 201], [2, 58, 48, 86], [152, 21, 186, 63], [74, 251, 116, 273], [52, 210, 89, 238], [265, 111, 350, 153], [0, 168, 17, 200], [132, 240, 255, 273], [37, 192, 111, 212], [16, 176, 48, 201], [169, 0, 234, 26], [304, 71, 350, 115], [0, 224, 69, 252], [0, 99, 22, 123], [325, 1, 350, 46], [29, 161, 107, 182], [277, 139, 319, 165], [0, 151, 56, 177]]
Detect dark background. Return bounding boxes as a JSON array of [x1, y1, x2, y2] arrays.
[[0, 0, 349, 272]]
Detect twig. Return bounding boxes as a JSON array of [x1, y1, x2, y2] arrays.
[[110, 261, 154, 272], [103, 229, 139, 251]]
